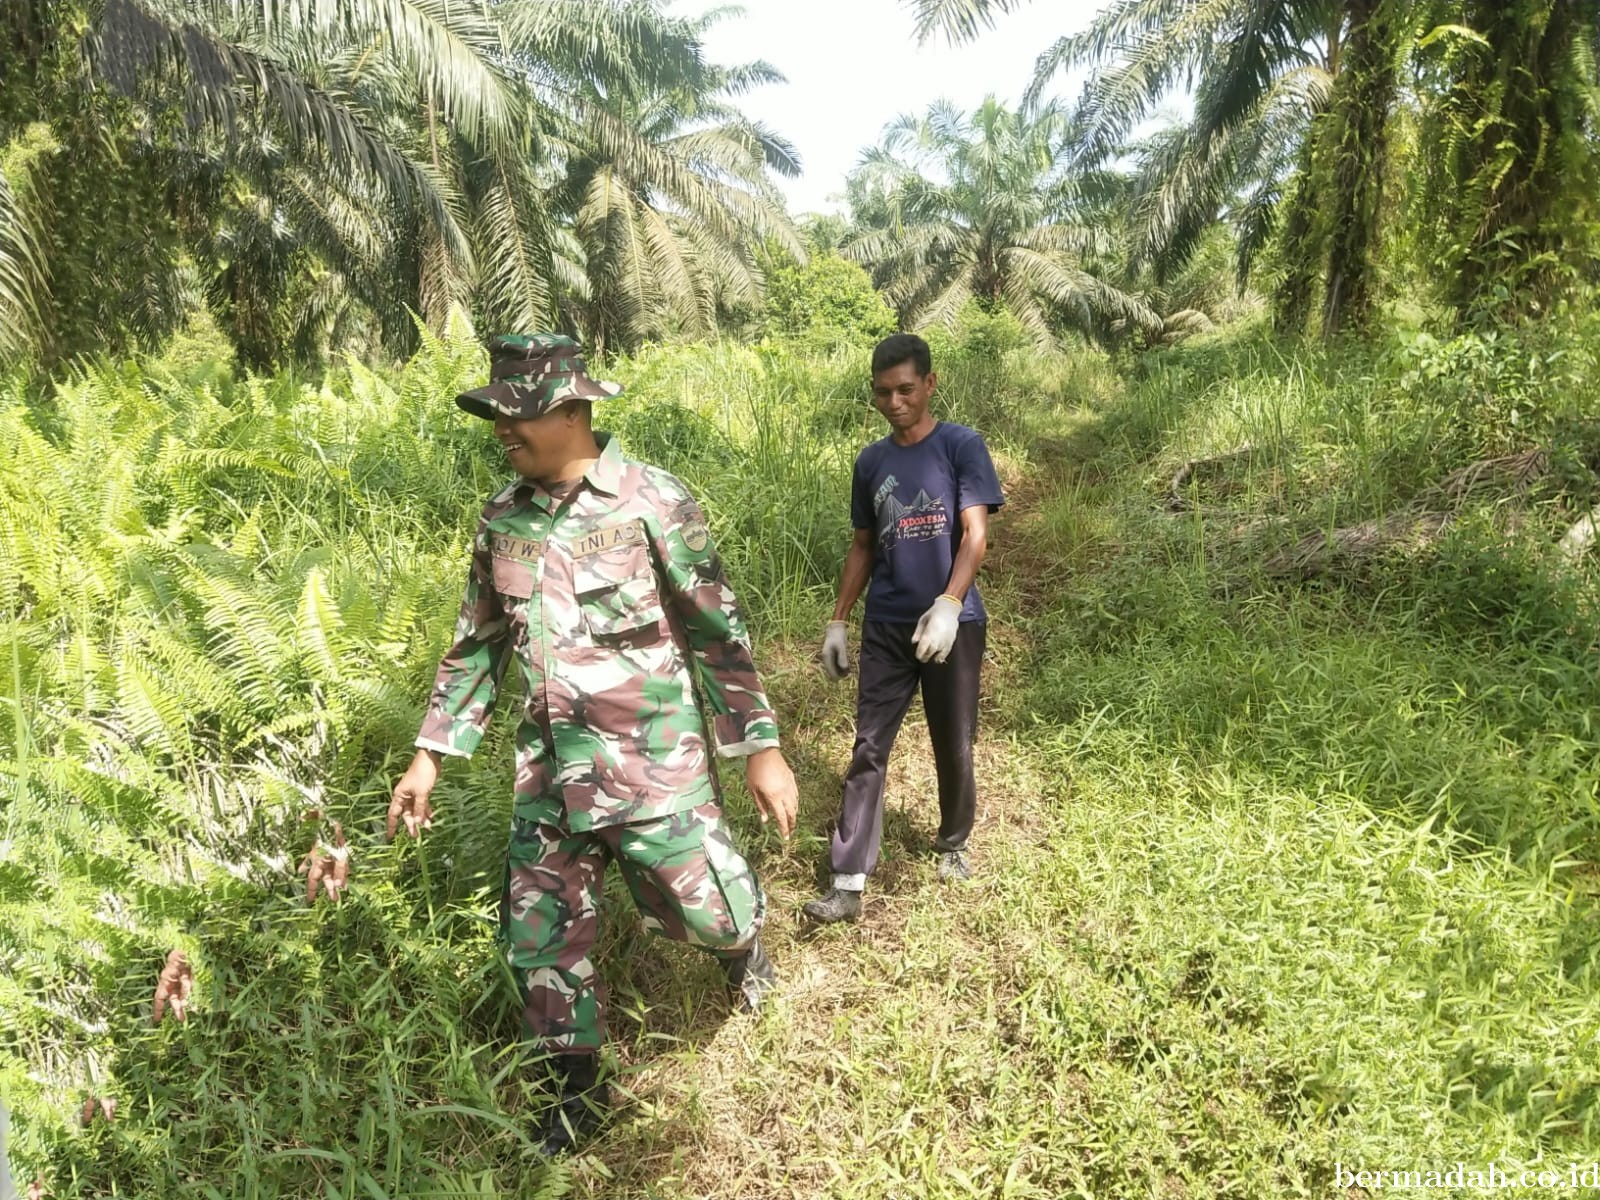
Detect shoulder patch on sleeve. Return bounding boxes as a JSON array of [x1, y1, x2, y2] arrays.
[[671, 497, 711, 553]]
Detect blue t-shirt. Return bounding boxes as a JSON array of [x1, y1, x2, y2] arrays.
[[850, 422, 1005, 624]]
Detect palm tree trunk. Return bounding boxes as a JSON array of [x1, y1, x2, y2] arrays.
[[1445, 0, 1600, 314], [1273, 146, 1320, 336], [0, 0, 56, 110], [1322, 0, 1401, 338]]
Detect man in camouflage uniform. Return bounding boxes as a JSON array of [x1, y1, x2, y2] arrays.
[[386, 334, 799, 1155]]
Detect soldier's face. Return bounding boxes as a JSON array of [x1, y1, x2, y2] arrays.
[[871, 362, 937, 432], [494, 408, 573, 478]]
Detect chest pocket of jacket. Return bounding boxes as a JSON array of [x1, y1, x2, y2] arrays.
[[491, 553, 536, 601], [570, 524, 666, 641]]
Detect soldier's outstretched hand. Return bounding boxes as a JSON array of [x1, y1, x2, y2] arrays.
[[387, 749, 440, 840], [745, 748, 798, 839], [299, 846, 328, 902], [323, 822, 350, 900], [152, 950, 193, 1024]]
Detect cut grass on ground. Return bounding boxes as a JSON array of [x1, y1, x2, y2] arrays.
[[566, 399, 1600, 1200], [9, 335, 1600, 1198]]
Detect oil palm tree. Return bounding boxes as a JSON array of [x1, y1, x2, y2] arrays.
[[0, 0, 762, 366], [548, 11, 805, 356], [3, 0, 523, 363], [845, 96, 1158, 346], [906, 0, 1408, 337]]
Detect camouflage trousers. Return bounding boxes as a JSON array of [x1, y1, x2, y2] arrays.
[[499, 800, 764, 1054]]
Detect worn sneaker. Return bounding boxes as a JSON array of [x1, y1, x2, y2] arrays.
[[801, 887, 862, 924], [937, 850, 972, 882], [722, 936, 778, 1013], [534, 1054, 609, 1156]]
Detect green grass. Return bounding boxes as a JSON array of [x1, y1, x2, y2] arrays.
[[4, 323, 1600, 1197]]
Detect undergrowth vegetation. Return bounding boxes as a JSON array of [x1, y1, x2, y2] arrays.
[[3, 316, 1600, 1197]]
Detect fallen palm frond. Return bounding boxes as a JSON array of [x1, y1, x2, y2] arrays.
[[1261, 448, 1553, 578], [1163, 442, 1255, 512], [1161, 444, 1564, 579]]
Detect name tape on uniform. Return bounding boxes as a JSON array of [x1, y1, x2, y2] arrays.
[[491, 533, 542, 562], [570, 520, 645, 559]]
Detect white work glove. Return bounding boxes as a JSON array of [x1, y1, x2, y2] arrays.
[[821, 620, 851, 681], [912, 595, 962, 664]]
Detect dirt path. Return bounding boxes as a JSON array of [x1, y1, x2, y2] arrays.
[[570, 436, 1084, 1199]]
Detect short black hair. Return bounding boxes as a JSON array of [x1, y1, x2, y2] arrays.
[[871, 333, 932, 378]]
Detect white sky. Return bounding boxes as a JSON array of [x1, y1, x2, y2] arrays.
[[696, 0, 1108, 215]]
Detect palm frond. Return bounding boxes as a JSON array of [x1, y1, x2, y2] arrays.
[[0, 163, 45, 358], [907, 0, 1030, 45], [713, 59, 788, 96], [1190, 0, 1319, 142], [475, 171, 559, 334], [222, 0, 529, 153], [1234, 176, 1281, 287], [94, 0, 475, 266], [1064, 0, 1236, 165], [915, 260, 982, 328], [501, 0, 707, 97]]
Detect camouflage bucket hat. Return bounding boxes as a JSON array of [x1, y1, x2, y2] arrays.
[[455, 333, 624, 421]]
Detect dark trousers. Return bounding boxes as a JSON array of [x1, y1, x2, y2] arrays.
[[830, 620, 986, 882]]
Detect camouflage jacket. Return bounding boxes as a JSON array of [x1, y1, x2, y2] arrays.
[[416, 434, 780, 831]]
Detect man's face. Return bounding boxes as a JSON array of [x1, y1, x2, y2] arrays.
[[870, 362, 937, 433], [493, 405, 574, 479]]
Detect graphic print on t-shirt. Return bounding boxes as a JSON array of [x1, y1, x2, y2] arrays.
[[877, 487, 949, 551], [850, 423, 1006, 624]]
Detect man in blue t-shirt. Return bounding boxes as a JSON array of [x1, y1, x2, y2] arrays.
[[804, 333, 1005, 924]]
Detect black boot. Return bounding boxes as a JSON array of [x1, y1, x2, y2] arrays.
[[802, 887, 862, 924], [534, 1053, 608, 1156], [722, 936, 777, 1013]]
